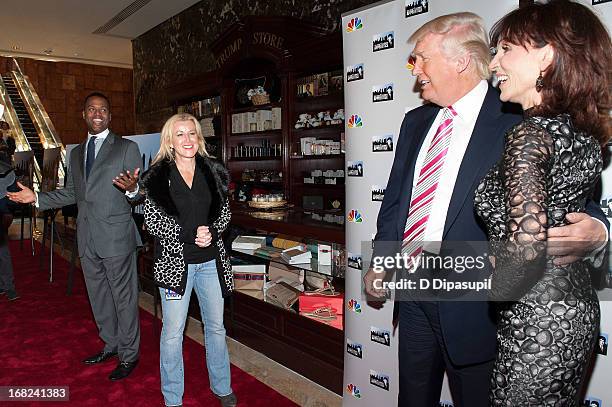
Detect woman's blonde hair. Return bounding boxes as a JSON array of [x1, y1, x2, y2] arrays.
[[152, 113, 210, 164]]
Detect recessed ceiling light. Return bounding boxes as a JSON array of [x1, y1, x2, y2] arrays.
[[43, 48, 53, 55]]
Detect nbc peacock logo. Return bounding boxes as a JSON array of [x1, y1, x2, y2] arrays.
[[348, 298, 362, 313], [346, 383, 362, 398], [348, 209, 363, 223], [348, 114, 363, 128], [346, 17, 363, 32]]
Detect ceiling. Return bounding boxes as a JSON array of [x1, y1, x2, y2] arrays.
[[0, 0, 201, 69]]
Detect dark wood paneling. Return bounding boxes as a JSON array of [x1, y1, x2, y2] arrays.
[[0, 56, 134, 145]]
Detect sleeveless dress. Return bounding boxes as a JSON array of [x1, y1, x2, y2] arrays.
[[474, 113, 602, 406]]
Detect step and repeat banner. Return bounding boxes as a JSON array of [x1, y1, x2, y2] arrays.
[[342, 0, 612, 405]]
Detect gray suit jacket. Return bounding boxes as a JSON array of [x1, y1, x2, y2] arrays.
[[38, 132, 142, 258]]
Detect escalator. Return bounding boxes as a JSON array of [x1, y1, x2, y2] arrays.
[[0, 59, 66, 187], [2, 74, 45, 167]]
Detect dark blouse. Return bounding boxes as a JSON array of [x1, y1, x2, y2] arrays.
[[169, 164, 217, 264]]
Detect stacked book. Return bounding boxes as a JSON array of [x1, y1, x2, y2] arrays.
[[254, 246, 283, 259], [281, 246, 312, 264], [232, 236, 266, 250]]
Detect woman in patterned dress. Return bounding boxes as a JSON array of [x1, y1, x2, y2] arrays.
[[140, 113, 236, 407], [474, 1, 611, 405]]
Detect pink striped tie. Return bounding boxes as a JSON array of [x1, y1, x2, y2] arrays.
[[402, 106, 457, 258]]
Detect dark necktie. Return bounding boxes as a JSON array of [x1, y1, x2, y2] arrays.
[[85, 136, 97, 179]]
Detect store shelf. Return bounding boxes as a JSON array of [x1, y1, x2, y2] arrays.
[[291, 124, 344, 135], [239, 180, 284, 187], [231, 247, 336, 277], [203, 135, 221, 141], [295, 92, 343, 104], [230, 204, 344, 244], [229, 129, 282, 138], [231, 102, 281, 113], [290, 154, 343, 160], [229, 156, 282, 162], [297, 183, 344, 189]]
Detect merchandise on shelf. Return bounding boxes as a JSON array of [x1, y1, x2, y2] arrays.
[[303, 169, 344, 184], [232, 235, 267, 250], [231, 140, 282, 158], [294, 108, 343, 129], [247, 86, 267, 100], [240, 169, 282, 183], [299, 137, 341, 156], [233, 264, 267, 291], [253, 246, 283, 259], [251, 193, 285, 203], [329, 71, 343, 93], [177, 95, 221, 118], [200, 117, 215, 138], [231, 108, 282, 133], [281, 246, 312, 264], [296, 72, 333, 97]]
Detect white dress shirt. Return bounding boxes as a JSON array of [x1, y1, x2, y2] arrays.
[[412, 80, 488, 251], [84, 128, 110, 170]]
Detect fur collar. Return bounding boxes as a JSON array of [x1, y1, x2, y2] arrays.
[[141, 154, 229, 219]]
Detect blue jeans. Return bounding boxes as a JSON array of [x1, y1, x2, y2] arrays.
[[159, 260, 232, 406]]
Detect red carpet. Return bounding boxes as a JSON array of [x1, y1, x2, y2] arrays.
[[0, 241, 299, 406]]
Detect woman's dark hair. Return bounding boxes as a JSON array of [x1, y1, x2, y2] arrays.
[[491, 0, 611, 146]]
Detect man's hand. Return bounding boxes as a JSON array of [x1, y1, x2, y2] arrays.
[[195, 225, 212, 248], [6, 182, 36, 204], [363, 268, 387, 299], [547, 212, 608, 266], [113, 168, 140, 192]]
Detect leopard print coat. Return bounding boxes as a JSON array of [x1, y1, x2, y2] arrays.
[[140, 154, 233, 297]]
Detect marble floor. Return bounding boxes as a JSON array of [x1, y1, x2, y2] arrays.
[[9, 216, 342, 407]]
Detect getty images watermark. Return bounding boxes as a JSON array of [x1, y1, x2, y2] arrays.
[[360, 240, 612, 302], [361, 241, 494, 301], [371, 250, 491, 292]]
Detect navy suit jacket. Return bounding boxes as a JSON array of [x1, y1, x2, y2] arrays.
[[375, 86, 608, 366]]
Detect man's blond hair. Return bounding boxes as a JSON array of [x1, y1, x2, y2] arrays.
[[408, 12, 490, 80]]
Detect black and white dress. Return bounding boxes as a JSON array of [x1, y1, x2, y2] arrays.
[[474, 113, 602, 406]]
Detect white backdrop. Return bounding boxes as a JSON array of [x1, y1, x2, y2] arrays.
[[124, 133, 161, 171], [342, 0, 612, 405], [124, 133, 160, 214]]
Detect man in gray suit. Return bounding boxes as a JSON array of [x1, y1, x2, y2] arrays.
[[8, 92, 142, 380]]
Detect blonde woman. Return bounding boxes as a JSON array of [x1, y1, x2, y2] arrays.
[[140, 113, 235, 407]]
